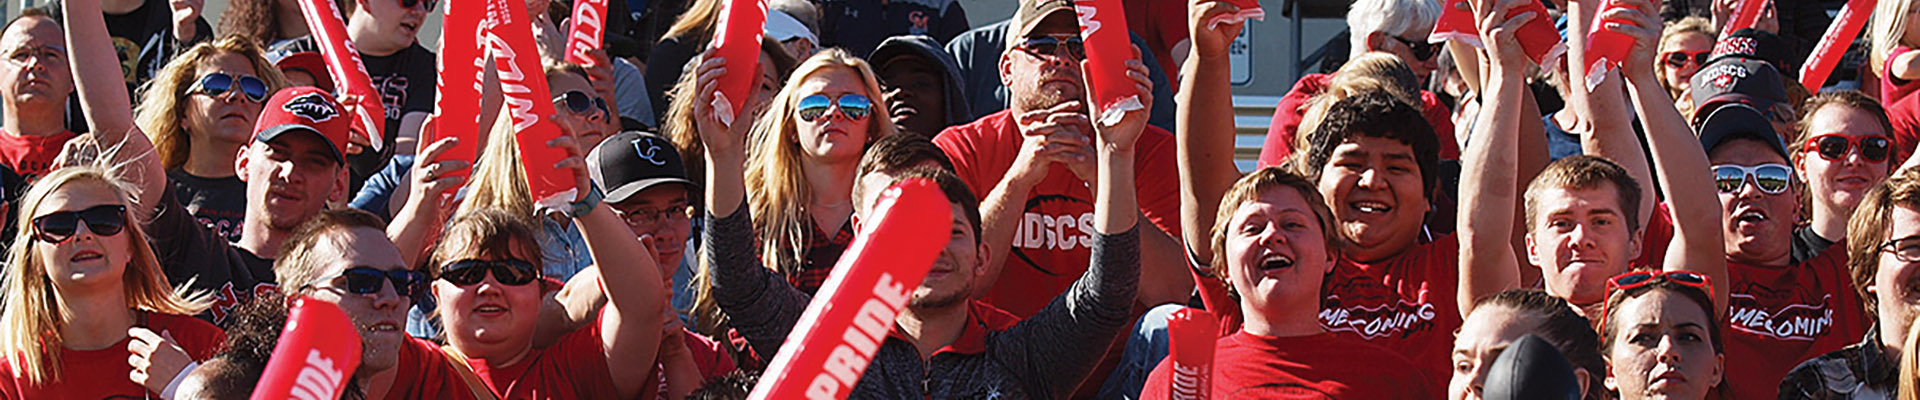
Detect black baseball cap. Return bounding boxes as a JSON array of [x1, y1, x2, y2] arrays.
[[588, 131, 696, 204], [1710, 28, 1795, 77], [1697, 103, 1789, 159], [1689, 57, 1788, 124]]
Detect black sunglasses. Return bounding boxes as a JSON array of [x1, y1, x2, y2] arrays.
[[32, 204, 127, 243], [399, 0, 437, 11], [439, 259, 541, 286], [312, 266, 428, 299], [1016, 35, 1086, 59], [796, 93, 872, 122], [1391, 35, 1439, 61], [189, 73, 269, 103], [553, 90, 609, 117], [1805, 134, 1892, 163]]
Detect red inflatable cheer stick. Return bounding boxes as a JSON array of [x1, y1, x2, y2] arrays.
[[251, 297, 362, 400], [295, 0, 385, 152], [1073, 0, 1144, 127], [709, 0, 766, 127], [1431, 0, 1481, 47], [1719, 0, 1766, 38], [1432, 0, 1563, 66], [430, 0, 484, 186], [1799, 0, 1871, 90], [1584, 0, 1641, 88], [1166, 308, 1218, 400], [1207, 0, 1264, 30], [483, 0, 578, 208], [747, 178, 953, 400], [563, 0, 609, 66]]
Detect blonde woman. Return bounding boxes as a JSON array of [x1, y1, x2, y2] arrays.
[[0, 166, 220, 398], [135, 37, 289, 242], [1655, 17, 1713, 103], [1874, 0, 1920, 103]]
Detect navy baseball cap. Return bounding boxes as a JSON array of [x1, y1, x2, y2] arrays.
[[1697, 103, 1789, 159]]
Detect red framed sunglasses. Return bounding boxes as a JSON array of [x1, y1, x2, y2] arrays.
[[1802, 134, 1892, 163], [1598, 270, 1714, 334], [1661, 50, 1710, 68]]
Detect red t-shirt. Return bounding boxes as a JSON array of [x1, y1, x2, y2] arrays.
[[1256, 74, 1459, 168], [0, 129, 76, 180], [1140, 331, 1433, 399], [0, 313, 223, 399], [1888, 90, 1920, 168], [384, 337, 481, 400], [1884, 46, 1919, 105], [934, 110, 1184, 318], [1124, 0, 1188, 87], [644, 328, 739, 399], [1721, 247, 1868, 400], [1317, 234, 1460, 392], [463, 313, 645, 399]]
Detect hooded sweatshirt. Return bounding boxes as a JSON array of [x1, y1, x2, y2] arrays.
[[870, 35, 974, 133]]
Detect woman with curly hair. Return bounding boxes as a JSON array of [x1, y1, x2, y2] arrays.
[[135, 37, 288, 242]]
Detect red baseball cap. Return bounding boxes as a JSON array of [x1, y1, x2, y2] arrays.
[[253, 87, 353, 164], [270, 50, 337, 93]]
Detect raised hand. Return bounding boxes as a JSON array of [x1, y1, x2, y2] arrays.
[[1187, 0, 1246, 60], [1473, 0, 1539, 74], [690, 50, 749, 158], [549, 114, 594, 203], [1089, 51, 1155, 152], [126, 328, 192, 394], [169, 0, 203, 42], [1601, 0, 1664, 83], [1014, 102, 1096, 183]]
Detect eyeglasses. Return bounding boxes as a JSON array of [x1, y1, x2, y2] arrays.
[[189, 73, 269, 103], [1712, 164, 1793, 195], [1015, 35, 1086, 59], [613, 204, 693, 227], [796, 93, 872, 122], [1661, 50, 1711, 68], [32, 204, 127, 243], [398, 0, 437, 11], [553, 90, 609, 117], [438, 259, 541, 286], [1599, 270, 1715, 334], [1803, 134, 1891, 163], [306, 266, 428, 299], [1881, 235, 1920, 263], [5, 44, 64, 65], [1390, 35, 1439, 61]]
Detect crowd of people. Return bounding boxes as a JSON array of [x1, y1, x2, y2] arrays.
[[0, 0, 1914, 397]]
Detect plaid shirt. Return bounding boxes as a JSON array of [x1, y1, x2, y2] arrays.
[[786, 219, 855, 295], [1779, 327, 1897, 399]]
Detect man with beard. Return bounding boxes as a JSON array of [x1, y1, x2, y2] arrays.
[[0, 9, 76, 243], [870, 35, 971, 137], [932, 0, 1190, 320]]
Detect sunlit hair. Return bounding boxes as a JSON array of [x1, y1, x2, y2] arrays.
[[1473, 290, 1607, 400], [662, 0, 723, 45], [745, 47, 897, 278], [665, 39, 799, 189], [1207, 167, 1338, 283], [1846, 167, 1920, 318], [274, 209, 389, 294], [1294, 52, 1420, 151], [134, 37, 289, 171], [216, 0, 345, 46], [0, 165, 211, 384], [459, 109, 536, 221], [1346, 0, 1438, 59], [1900, 320, 1920, 400], [1655, 17, 1713, 97], [1872, 0, 1919, 79], [1522, 155, 1644, 234]]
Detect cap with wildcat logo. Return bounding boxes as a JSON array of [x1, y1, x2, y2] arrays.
[[252, 86, 352, 165]]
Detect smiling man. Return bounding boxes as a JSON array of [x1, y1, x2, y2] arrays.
[[1781, 167, 1920, 399]]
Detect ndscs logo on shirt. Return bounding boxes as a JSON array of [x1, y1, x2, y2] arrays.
[[1013, 211, 1097, 251]]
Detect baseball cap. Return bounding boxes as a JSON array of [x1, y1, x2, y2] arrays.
[[1007, 0, 1077, 51], [765, 10, 817, 47], [1710, 28, 1794, 77], [1696, 103, 1789, 159], [588, 131, 696, 204], [1689, 57, 1788, 124], [267, 50, 337, 93], [253, 87, 353, 165]]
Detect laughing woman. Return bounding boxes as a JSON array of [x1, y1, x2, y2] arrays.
[[0, 166, 222, 398]]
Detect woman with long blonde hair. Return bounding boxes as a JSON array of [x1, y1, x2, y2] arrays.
[[0, 166, 221, 398], [134, 36, 288, 242]]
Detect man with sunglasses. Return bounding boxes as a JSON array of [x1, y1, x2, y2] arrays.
[[0, 9, 75, 246], [1256, 0, 1458, 168], [933, 0, 1192, 320], [269, 209, 483, 400], [1688, 101, 1871, 399], [1781, 168, 1920, 399], [1790, 91, 1897, 263]]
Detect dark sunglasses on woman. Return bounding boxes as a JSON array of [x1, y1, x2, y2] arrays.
[[796, 93, 872, 122], [1661, 50, 1710, 68], [554, 90, 609, 117], [1803, 134, 1891, 163], [190, 73, 269, 103], [439, 259, 541, 286], [310, 267, 429, 299], [32, 204, 127, 243]]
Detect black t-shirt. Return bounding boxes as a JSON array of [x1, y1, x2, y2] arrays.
[[167, 170, 247, 243], [352, 42, 436, 194], [52, 0, 211, 90], [1792, 225, 1839, 265], [149, 186, 277, 325]]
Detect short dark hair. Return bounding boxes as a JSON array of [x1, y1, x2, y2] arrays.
[[1476, 290, 1608, 400], [1847, 167, 1920, 318], [428, 208, 544, 277], [1300, 92, 1440, 196], [191, 294, 289, 398], [889, 167, 982, 239], [854, 133, 955, 208], [1524, 155, 1644, 234], [276, 209, 390, 291]]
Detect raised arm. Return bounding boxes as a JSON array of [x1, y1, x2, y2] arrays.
[[1176, 0, 1248, 261], [65, 0, 164, 217], [1456, 0, 1536, 316], [996, 52, 1150, 399], [1611, 0, 1729, 313]]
